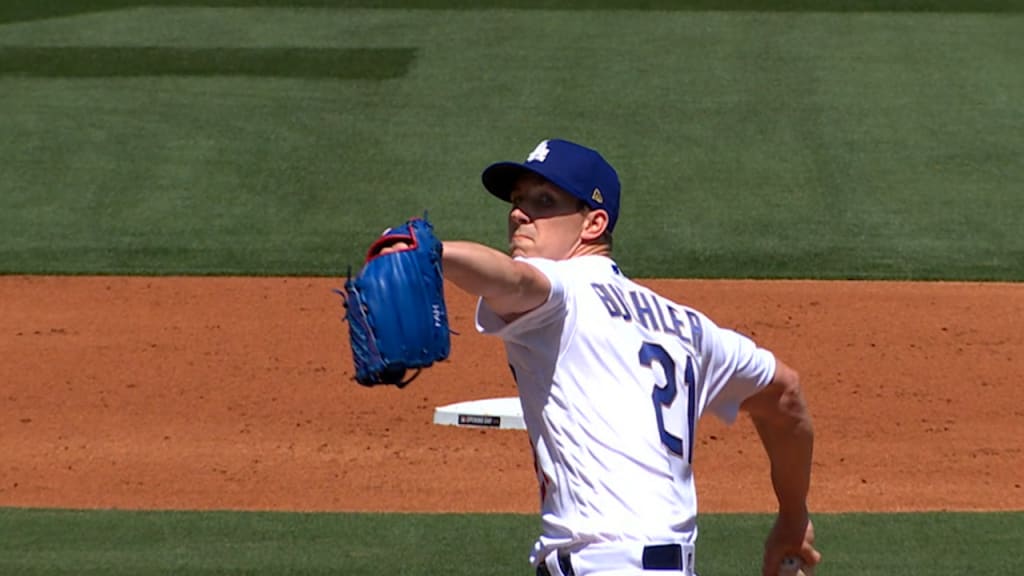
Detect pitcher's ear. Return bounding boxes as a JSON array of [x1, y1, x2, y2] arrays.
[[582, 208, 609, 241]]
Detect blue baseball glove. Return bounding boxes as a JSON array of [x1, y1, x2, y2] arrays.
[[342, 215, 451, 387]]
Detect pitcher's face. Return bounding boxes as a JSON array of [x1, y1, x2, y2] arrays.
[[507, 173, 588, 260]]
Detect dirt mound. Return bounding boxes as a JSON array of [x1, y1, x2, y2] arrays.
[[1, 277, 1021, 512]]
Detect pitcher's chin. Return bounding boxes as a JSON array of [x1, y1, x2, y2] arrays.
[[509, 238, 532, 257]]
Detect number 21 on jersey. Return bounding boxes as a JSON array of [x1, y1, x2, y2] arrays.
[[639, 342, 697, 464]]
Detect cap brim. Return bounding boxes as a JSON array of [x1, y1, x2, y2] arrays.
[[482, 160, 595, 214], [481, 162, 533, 202]]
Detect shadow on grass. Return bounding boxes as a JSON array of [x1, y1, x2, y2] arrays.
[[0, 0, 1020, 26], [0, 46, 415, 79]]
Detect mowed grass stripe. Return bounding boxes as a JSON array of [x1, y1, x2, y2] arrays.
[[0, 9, 1020, 279], [0, 47, 415, 78], [0, 0, 1020, 26], [1, 508, 1022, 575]]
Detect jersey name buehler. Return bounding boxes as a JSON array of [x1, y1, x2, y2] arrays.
[[590, 282, 703, 348]]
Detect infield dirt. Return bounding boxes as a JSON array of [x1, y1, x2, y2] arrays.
[[1, 277, 1021, 513]]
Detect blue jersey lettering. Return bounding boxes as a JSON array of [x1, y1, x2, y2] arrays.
[[667, 306, 692, 345], [630, 290, 660, 332], [591, 283, 699, 351], [655, 297, 674, 338], [591, 283, 623, 318], [686, 310, 703, 350], [608, 284, 633, 322]]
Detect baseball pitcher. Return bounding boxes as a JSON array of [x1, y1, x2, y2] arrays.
[[346, 139, 820, 576]]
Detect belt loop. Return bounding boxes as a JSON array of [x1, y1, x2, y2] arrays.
[[538, 551, 575, 576], [544, 552, 562, 576], [557, 550, 576, 576]]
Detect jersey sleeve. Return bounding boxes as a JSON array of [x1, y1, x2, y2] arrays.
[[697, 312, 778, 424], [475, 257, 568, 340]]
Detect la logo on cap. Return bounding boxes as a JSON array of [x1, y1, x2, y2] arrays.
[[592, 188, 604, 203], [527, 140, 550, 163]]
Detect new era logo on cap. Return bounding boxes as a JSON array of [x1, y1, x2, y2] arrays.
[[481, 138, 622, 232]]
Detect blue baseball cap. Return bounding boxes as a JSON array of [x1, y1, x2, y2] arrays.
[[481, 138, 622, 233]]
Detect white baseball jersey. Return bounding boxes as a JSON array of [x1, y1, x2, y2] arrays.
[[475, 255, 777, 567]]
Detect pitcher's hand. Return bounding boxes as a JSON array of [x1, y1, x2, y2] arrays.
[[378, 241, 410, 255], [762, 512, 820, 576]]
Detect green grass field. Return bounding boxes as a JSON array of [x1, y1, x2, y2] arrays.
[[1, 1, 1021, 278], [1, 2, 1022, 575], [2, 508, 1023, 575]]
